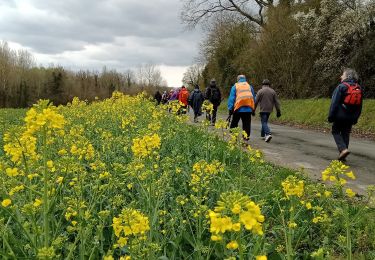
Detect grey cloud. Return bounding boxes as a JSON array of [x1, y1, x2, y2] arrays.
[[0, 0, 201, 67]]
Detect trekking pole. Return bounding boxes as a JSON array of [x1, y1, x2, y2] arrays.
[[226, 114, 232, 128]]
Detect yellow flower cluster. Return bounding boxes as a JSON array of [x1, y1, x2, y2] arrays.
[[209, 191, 265, 243], [6, 167, 20, 177], [3, 133, 38, 163], [9, 185, 25, 196], [214, 119, 228, 130], [131, 133, 161, 159], [121, 115, 137, 129], [202, 100, 214, 115], [189, 160, 224, 193], [70, 143, 95, 161], [112, 208, 150, 248], [246, 145, 264, 163], [322, 161, 357, 198], [281, 176, 305, 198], [228, 128, 241, 150], [322, 160, 355, 186], [24, 107, 65, 134], [67, 126, 96, 161], [4, 105, 65, 164], [166, 100, 183, 114]]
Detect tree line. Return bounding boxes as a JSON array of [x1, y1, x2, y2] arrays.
[[182, 0, 375, 98], [0, 42, 168, 108]]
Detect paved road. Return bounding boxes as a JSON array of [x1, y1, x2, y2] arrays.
[[190, 113, 375, 195]]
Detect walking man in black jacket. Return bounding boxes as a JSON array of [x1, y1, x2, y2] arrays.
[[328, 68, 363, 161], [205, 78, 222, 125]]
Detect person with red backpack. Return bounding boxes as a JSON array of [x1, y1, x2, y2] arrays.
[[328, 68, 363, 161], [178, 86, 190, 114]]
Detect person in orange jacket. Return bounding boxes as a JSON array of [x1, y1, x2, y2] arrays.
[[178, 86, 190, 114], [228, 75, 256, 141]]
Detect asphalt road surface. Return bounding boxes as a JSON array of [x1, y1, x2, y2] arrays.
[[191, 112, 375, 195]]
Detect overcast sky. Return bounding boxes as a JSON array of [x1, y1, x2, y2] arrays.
[[0, 0, 202, 87]]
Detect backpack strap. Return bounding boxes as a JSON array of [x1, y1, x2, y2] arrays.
[[342, 82, 359, 88]]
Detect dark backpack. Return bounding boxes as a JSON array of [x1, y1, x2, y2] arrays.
[[342, 82, 362, 106], [210, 87, 221, 103]]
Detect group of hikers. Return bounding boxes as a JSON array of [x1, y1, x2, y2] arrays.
[[154, 68, 363, 161], [154, 79, 223, 123]]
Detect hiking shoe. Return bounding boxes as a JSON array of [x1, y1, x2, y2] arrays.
[[338, 149, 350, 160], [265, 135, 272, 143]]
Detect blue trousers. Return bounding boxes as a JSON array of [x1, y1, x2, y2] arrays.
[[260, 112, 271, 137]]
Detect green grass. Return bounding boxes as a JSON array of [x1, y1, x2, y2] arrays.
[[272, 99, 375, 135]]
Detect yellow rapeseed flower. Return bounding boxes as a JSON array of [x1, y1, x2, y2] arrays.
[[288, 221, 297, 228], [281, 176, 304, 198], [346, 171, 356, 180], [33, 199, 43, 207], [324, 191, 332, 197], [47, 160, 54, 168], [131, 133, 161, 158], [346, 188, 356, 198], [2, 199, 12, 207], [231, 204, 241, 214], [112, 208, 150, 249], [226, 241, 239, 250], [6, 167, 19, 177]]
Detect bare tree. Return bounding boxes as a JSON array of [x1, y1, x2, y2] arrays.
[[182, 63, 205, 87], [136, 63, 165, 87], [181, 0, 275, 28], [124, 69, 135, 88]]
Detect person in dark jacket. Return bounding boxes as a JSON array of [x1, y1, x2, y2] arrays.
[[161, 91, 168, 104], [254, 79, 281, 142], [189, 84, 205, 122], [205, 78, 222, 125], [328, 68, 363, 161], [154, 91, 162, 105]]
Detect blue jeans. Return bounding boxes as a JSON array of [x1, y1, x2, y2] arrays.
[[260, 112, 271, 137]]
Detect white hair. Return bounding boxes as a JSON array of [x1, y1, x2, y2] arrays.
[[343, 68, 359, 81]]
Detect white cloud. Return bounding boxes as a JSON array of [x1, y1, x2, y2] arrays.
[[159, 65, 188, 88]]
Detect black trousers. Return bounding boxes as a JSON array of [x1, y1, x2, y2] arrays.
[[230, 112, 252, 140], [211, 104, 218, 124], [332, 122, 352, 152], [206, 104, 218, 124]]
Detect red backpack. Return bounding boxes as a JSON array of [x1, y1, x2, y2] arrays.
[[342, 82, 362, 106], [179, 90, 189, 105]]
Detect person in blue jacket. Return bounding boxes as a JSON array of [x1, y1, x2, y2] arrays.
[[328, 68, 363, 161], [228, 75, 256, 141]]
